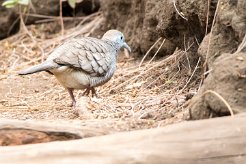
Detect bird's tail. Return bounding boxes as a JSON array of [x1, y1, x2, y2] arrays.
[[18, 61, 57, 75]]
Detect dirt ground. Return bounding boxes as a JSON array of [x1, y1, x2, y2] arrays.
[[0, 13, 201, 134]]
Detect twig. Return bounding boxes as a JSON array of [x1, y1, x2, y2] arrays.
[[205, 0, 211, 35], [41, 15, 103, 49], [110, 51, 184, 91], [16, 57, 42, 70], [35, 16, 90, 24], [146, 38, 166, 66], [19, 13, 45, 62], [9, 50, 20, 71], [7, 16, 20, 36], [202, 90, 234, 117], [19, 13, 36, 44], [22, 13, 83, 19], [235, 34, 246, 54], [173, 0, 188, 21], [76, 12, 102, 27], [183, 35, 191, 74], [178, 57, 201, 94], [59, 0, 64, 36], [84, 17, 103, 37], [204, 0, 221, 67], [139, 37, 162, 68]]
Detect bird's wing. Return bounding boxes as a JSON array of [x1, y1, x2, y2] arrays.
[[53, 38, 116, 77]]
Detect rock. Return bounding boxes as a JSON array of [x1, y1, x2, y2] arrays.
[[188, 52, 246, 119]]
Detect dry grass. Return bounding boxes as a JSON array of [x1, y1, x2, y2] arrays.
[[0, 12, 201, 130]]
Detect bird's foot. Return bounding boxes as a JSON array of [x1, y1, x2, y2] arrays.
[[82, 88, 90, 96], [82, 87, 97, 97], [91, 87, 98, 98], [69, 100, 76, 107]]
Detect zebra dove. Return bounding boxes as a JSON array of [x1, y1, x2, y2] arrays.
[[18, 30, 131, 106]]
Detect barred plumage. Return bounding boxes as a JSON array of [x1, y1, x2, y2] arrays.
[[18, 30, 131, 107]]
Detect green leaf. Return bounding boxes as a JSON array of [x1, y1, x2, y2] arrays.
[[2, 0, 18, 8], [68, 0, 76, 8], [2, 0, 29, 8], [4, 4, 15, 8]]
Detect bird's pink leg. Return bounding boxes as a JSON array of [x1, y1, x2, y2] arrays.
[[67, 88, 76, 107]]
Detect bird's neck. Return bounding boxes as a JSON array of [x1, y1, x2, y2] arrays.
[[102, 39, 121, 52]]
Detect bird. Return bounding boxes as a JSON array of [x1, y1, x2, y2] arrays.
[[18, 30, 131, 107]]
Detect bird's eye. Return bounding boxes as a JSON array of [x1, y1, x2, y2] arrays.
[[120, 36, 123, 40]]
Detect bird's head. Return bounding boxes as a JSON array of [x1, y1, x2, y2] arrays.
[[102, 30, 131, 53]]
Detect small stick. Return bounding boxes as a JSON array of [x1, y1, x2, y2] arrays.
[[59, 0, 64, 36], [173, 0, 188, 21], [204, 0, 221, 68], [202, 90, 234, 117], [178, 57, 201, 94], [235, 34, 246, 54], [146, 39, 166, 66], [139, 37, 162, 68], [205, 0, 211, 35]]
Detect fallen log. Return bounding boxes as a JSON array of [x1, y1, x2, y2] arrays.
[[1, 114, 246, 163], [0, 119, 111, 146]]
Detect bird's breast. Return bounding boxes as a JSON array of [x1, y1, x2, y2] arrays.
[[51, 66, 90, 89]]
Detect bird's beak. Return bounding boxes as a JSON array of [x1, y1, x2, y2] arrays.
[[122, 42, 131, 53]]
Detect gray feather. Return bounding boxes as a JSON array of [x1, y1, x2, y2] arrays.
[[53, 38, 116, 77]]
